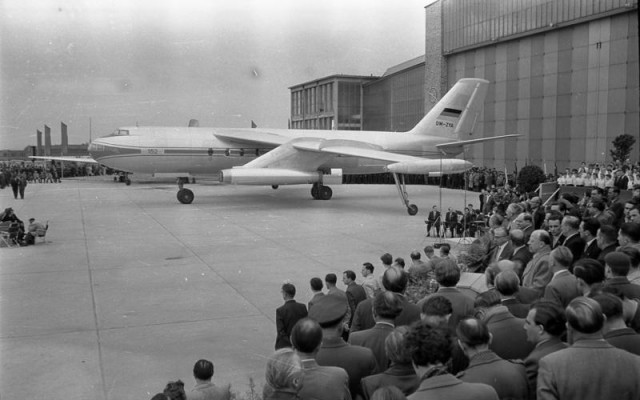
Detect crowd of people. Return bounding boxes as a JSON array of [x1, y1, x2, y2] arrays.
[[556, 161, 640, 190], [146, 166, 640, 400], [0, 207, 47, 246]]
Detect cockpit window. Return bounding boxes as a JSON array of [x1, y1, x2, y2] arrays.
[[110, 129, 129, 136]]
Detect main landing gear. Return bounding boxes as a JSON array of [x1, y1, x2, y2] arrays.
[[177, 177, 194, 204], [311, 182, 333, 200], [392, 173, 418, 215]]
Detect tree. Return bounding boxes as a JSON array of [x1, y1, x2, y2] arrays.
[[610, 134, 636, 164], [517, 165, 546, 194]]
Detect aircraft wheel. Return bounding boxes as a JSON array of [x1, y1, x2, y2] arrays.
[[319, 186, 333, 200], [272, 185, 279, 190], [177, 188, 195, 204], [311, 184, 320, 200], [407, 204, 418, 216]]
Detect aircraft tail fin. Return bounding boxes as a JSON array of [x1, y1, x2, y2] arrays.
[[409, 78, 488, 139]]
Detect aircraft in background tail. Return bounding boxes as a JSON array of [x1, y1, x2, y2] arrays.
[[32, 78, 517, 215]]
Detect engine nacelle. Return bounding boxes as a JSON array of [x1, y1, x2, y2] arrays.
[[386, 159, 472, 175], [220, 168, 322, 185]]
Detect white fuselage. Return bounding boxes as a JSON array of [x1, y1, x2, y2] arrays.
[[88, 127, 457, 177]]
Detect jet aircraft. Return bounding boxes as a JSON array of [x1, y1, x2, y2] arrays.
[[33, 78, 517, 215]]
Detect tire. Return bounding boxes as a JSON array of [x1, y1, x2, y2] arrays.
[[177, 188, 195, 204], [407, 204, 418, 215]]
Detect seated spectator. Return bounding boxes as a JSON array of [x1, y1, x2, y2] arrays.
[[361, 326, 420, 400], [290, 318, 351, 400], [404, 324, 498, 400], [187, 359, 230, 400], [23, 217, 47, 245], [523, 301, 568, 397], [456, 317, 528, 400], [474, 291, 534, 360], [418, 259, 475, 332], [264, 348, 303, 400]]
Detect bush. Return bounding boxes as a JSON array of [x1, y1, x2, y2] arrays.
[[517, 165, 546, 193]]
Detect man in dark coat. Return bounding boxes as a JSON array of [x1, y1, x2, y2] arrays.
[[275, 283, 308, 350], [342, 270, 367, 331], [595, 293, 640, 356]]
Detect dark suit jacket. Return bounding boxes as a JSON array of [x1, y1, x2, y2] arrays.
[[407, 373, 498, 400], [418, 287, 476, 332], [515, 286, 540, 305], [537, 339, 640, 400], [604, 327, 640, 356], [604, 276, 640, 300], [308, 292, 324, 311], [345, 282, 367, 325], [501, 298, 530, 318], [348, 322, 395, 370], [490, 242, 514, 264], [316, 337, 378, 399], [275, 300, 308, 349], [299, 359, 352, 400], [582, 239, 601, 260], [560, 233, 585, 267], [510, 246, 533, 278], [361, 363, 419, 400], [597, 243, 617, 265], [351, 295, 420, 332], [484, 306, 534, 360], [458, 350, 528, 400], [523, 337, 567, 399], [543, 270, 582, 308]]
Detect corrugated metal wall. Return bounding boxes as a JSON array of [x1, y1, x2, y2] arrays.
[[445, 9, 638, 171], [443, 0, 638, 54]]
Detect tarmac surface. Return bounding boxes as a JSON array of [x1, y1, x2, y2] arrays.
[[0, 176, 479, 400]]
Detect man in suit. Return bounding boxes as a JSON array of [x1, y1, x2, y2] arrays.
[[618, 222, 640, 252], [445, 207, 459, 238], [495, 270, 530, 318], [603, 252, 640, 300], [290, 318, 352, 400], [522, 230, 553, 298], [349, 291, 402, 370], [308, 277, 324, 311], [596, 224, 619, 265], [529, 196, 546, 229], [456, 318, 528, 400], [351, 266, 420, 332], [573, 258, 606, 296], [275, 282, 308, 349], [537, 297, 640, 400], [523, 301, 568, 397], [489, 227, 513, 265], [475, 290, 534, 361], [515, 212, 535, 242], [546, 212, 564, 249], [558, 215, 585, 268], [579, 217, 601, 260], [405, 323, 498, 400], [425, 205, 441, 237], [509, 229, 533, 279], [418, 259, 476, 332], [342, 270, 367, 331], [595, 293, 640, 356], [543, 246, 581, 308], [310, 295, 378, 400]]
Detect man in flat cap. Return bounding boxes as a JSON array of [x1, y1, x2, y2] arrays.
[[310, 294, 378, 400]]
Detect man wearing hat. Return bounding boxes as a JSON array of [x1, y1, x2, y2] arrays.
[[603, 252, 640, 300], [310, 294, 378, 400], [24, 218, 47, 245]]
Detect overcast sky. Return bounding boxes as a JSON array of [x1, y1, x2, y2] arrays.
[[1, 0, 430, 149]]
